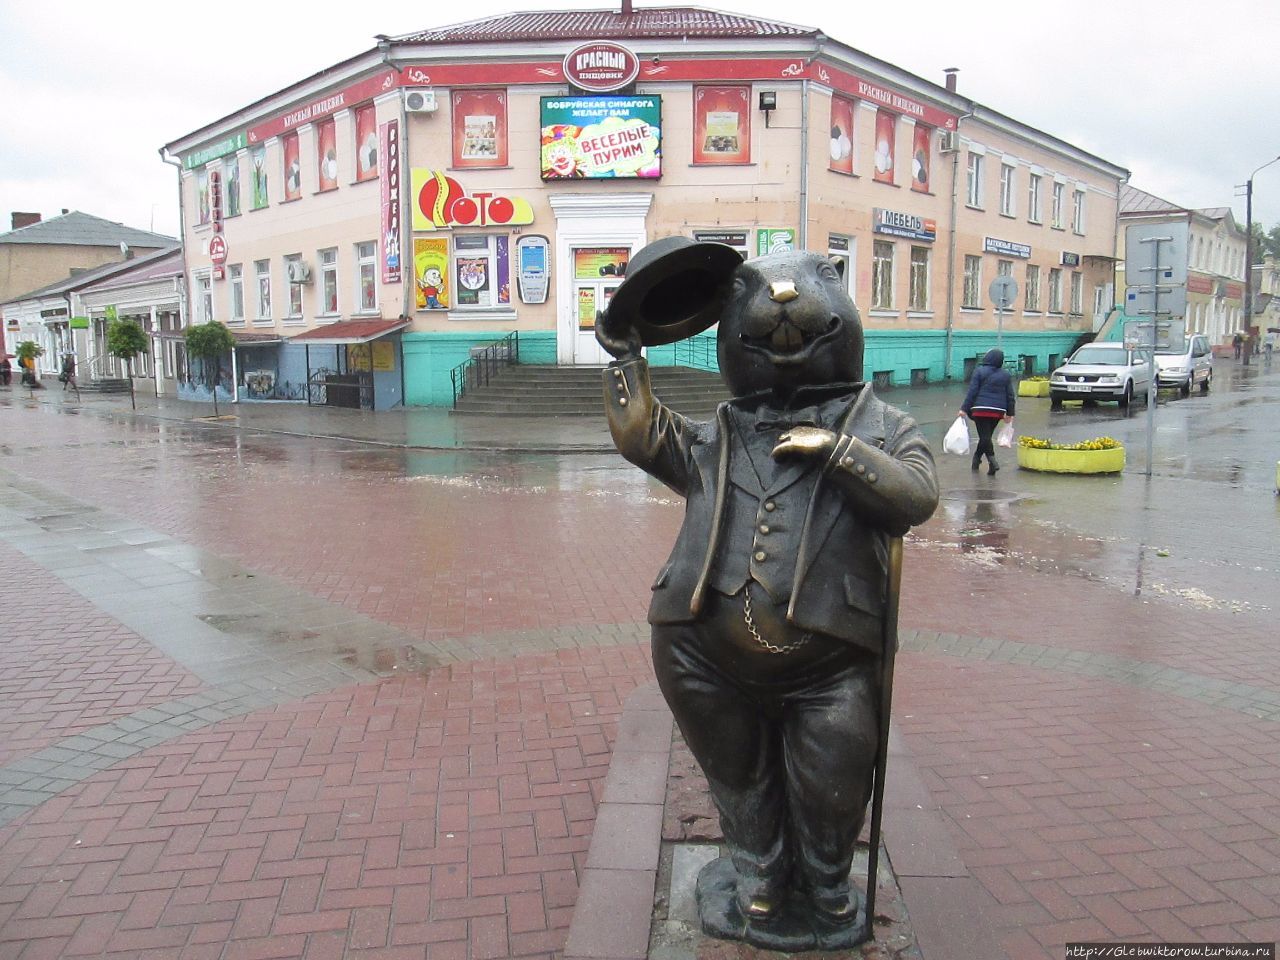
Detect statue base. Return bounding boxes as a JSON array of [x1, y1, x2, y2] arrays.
[[694, 856, 869, 951]]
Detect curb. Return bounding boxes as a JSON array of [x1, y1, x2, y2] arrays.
[[567, 683, 1008, 960]]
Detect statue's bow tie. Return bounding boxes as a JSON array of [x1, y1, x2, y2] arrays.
[[754, 405, 821, 432]]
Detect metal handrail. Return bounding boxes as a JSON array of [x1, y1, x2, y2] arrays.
[[671, 334, 717, 371], [450, 331, 520, 408]]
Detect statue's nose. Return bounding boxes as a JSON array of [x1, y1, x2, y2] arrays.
[[769, 281, 799, 303]]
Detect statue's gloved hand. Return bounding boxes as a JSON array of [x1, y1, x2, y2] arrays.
[[595, 308, 642, 362], [771, 426, 837, 460]]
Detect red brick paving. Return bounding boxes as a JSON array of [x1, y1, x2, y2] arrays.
[[0, 645, 650, 959], [0, 542, 205, 765]]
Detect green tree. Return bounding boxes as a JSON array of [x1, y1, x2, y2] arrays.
[[14, 340, 44, 388], [106, 317, 149, 410], [1248, 221, 1280, 262], [184, 321, 235, 417]]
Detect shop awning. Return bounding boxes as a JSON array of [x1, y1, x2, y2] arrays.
[[154, 329, 284, 345], [288, 318, 408, 345]]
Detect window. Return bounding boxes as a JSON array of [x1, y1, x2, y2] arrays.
[[195, 274, 212, 322], [225, 157, 241, 218], [871, 241, 894, 309], [354, 103, 379, 182], [250, 146, 269, 209], [255, 260, 272, 320], [1070, 272, 1083, 315], [319, 248, 339, 315], [1048, 267, 1063, 313], [999, 164, 1016, 217], [1072, 189, 1086, 234], [1051, 182, 1065, 228], [1025, 264, 1041, 311], [451, 235, 513, 310], [827, 236, 855, 299], [1093, 284, 1108, 322], [356, 241, 377, 312], [1028, 173, 1042, 223], [282, 132, 301, 201], [962, 255, 981, 308], [908, 246, 930, 311], [228, 264, 244, 321], [284, 254, 304, 319], [693, 85, 752, 165], [872, 109, 895, 185], [966, 153, 983, 207], [196, 170, 210, 225], [317, 118, 338, 191], [997, 259, 1013, 278]]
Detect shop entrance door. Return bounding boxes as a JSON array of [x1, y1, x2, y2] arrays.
[[570, 246, 629, 365]]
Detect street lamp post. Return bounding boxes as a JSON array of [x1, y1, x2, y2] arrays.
[[1243, 155, 1280, 365]]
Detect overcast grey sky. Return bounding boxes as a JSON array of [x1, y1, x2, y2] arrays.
[[2, 0, 1278, 239]]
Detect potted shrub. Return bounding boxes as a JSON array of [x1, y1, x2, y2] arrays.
[[1017, 376, 1051, 398], [1017, 435, 1125, 474], [15, 340, 44, 388]]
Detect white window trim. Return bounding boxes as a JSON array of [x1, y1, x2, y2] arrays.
[[318, 247, 340, 318], [227, 263, 245, 324], [999, 164, 1016, 218], [355, 241, 379, 314]]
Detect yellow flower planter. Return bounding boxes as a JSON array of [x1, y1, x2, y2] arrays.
[[1017, 380, 1051, 398], [1017, 445, 1125, 474]]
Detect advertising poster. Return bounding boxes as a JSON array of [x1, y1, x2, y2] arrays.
[[496, 236, 511, 305], [317, 119, 338, 191], [574, 247, 630, 280], [380, 121, 401, 283], [577, 287, 597, 331], [829, 95, 854, 175], [540, 96, 661, 180], [456, 257, 490, 306], [348, 342, 396, 372], [282, 133, 302, 200], [355, 103, 379, 182], [912, 123, 931, 193], [873, 110, 895, 185], [196, 170, 210, 224], [756, 229, 795, 258], [452, 89, 508, 168], [250, 146, 269, 209], [414, 237, 449, 310], [693, 85, 751, 164]]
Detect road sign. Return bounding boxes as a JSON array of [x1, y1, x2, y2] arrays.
[[1124, 222, 1188, 287], [989, 275, 1018, 310], [1125, 284, 1187, 319]]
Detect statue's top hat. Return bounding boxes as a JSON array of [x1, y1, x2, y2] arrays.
[[607, 236, 743, 347]]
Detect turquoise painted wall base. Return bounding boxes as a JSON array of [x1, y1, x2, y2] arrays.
[[402, 328, 1086, 407]]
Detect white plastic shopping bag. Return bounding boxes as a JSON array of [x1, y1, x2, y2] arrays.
[[943, 416, 971, 456], [995, 420, 1015, 449]]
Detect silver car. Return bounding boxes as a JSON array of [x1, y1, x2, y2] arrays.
[[1155, 333, 1213, 396], [1050, 344, 1154, 410]]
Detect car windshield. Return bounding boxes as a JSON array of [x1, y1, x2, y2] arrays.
[[1070, 347, 1128, 365]]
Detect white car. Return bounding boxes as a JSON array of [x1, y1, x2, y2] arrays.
[[1050, 344, 1154, 410], [1155, 334, 1213, 397]]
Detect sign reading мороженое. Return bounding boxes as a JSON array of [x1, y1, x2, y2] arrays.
[[983, 237, 1032, 259]]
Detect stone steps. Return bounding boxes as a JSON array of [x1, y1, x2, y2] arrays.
[[452, 364, 729, 417]]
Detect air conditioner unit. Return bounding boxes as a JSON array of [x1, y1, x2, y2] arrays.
[[286, 261, 312, 284], [404, 89, 438, 114], [938, 130, 958, 153]]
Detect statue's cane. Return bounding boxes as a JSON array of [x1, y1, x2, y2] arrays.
[[860, 535, 904, 945]]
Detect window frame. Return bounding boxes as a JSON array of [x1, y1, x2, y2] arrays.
[[908, 245, 930, 311], [194, 271, 213, 323], [1025, 264, 1041, 311], [1048, 267, 1063, 314], [871, 240, 895, 310], [1070, 271, 1083, 315], [999, 163, 1016, 217], [356, 241, 378, 314], [254, 259, 272, 322], [319, 247, 339, 316], [451, 234, 514, 312], [965, 152, 984, 208], [962, 254, 982, 309], [228, 263, 244, 322], [1027, 173, 1042, 223], [283, 254, 304, 321], [1051, 182, 1065, 229], [1071, 189, 1086, 235]]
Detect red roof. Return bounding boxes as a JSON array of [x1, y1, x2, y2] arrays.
[[391, 7, 818, 44], [288, 319, 409, 344]]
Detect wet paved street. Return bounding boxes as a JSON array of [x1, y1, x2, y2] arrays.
[[0, 357, 1277, 959]]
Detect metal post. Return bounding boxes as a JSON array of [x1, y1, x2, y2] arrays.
[[1244, 178, 1253, 365], [996, 301, 1004, 350], [1135, 235, 1169, 479]]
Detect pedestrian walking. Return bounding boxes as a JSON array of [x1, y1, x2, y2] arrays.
[[960, 348, 1016, 476], [58, 353, 76, 391], [0, 355, 10, 387], [1233, 331, 1243, 359]]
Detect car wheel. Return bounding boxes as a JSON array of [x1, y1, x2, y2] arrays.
[[1118, 382, 1133, 409], [1050, 394, 1064, 410], [1200, 371, 1211, 394], [1179, 377, 1191, 398]]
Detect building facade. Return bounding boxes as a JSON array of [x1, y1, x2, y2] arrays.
[[162, 7, 1128, 407], [1115, 185, 1247, 349]]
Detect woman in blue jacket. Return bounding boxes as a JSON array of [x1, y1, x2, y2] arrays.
[[960, 349, 1015, 475]]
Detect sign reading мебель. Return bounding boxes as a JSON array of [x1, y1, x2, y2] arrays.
[[983, 237, 1032, 259], [873, 209, 937, 243], [540, 96, 661, 180]]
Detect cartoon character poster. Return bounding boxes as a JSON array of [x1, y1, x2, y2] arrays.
[[911, 123, 931, 193], [693, 86, 751, 165], [250, 146, 269, 209], [873, 110, 895, 185], [317, 119, 338, 191], [451, 89, 508, 168], [829, 95, 854, 175], [355, 103, 378, 182], [540, 96, 661, 180], [456, 257, 489, 306], [283, 133, 302, 200], [414, 237, 449, 310]]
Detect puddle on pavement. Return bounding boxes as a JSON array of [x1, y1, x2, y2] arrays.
[[338, 644, 440, 676]]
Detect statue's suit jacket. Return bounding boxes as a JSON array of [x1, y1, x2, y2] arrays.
[[603, 358, 939, 655]]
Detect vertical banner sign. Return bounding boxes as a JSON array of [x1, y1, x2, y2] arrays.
[[873, 110, 895, 185], [283, 133, 301, 200], [829, 95, 854, 174], [317, 119, 338, 191], [209, 171, 223, 232], [250, 146, 269, 209], [380, 120, 401, 283], [496, 236, 511, 305], [452, 89, 508, 168], [355, 103, 378, 182], [414, 237, 449, 310], [693, 85, 751, 165], [911, 123, 931, 193]]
